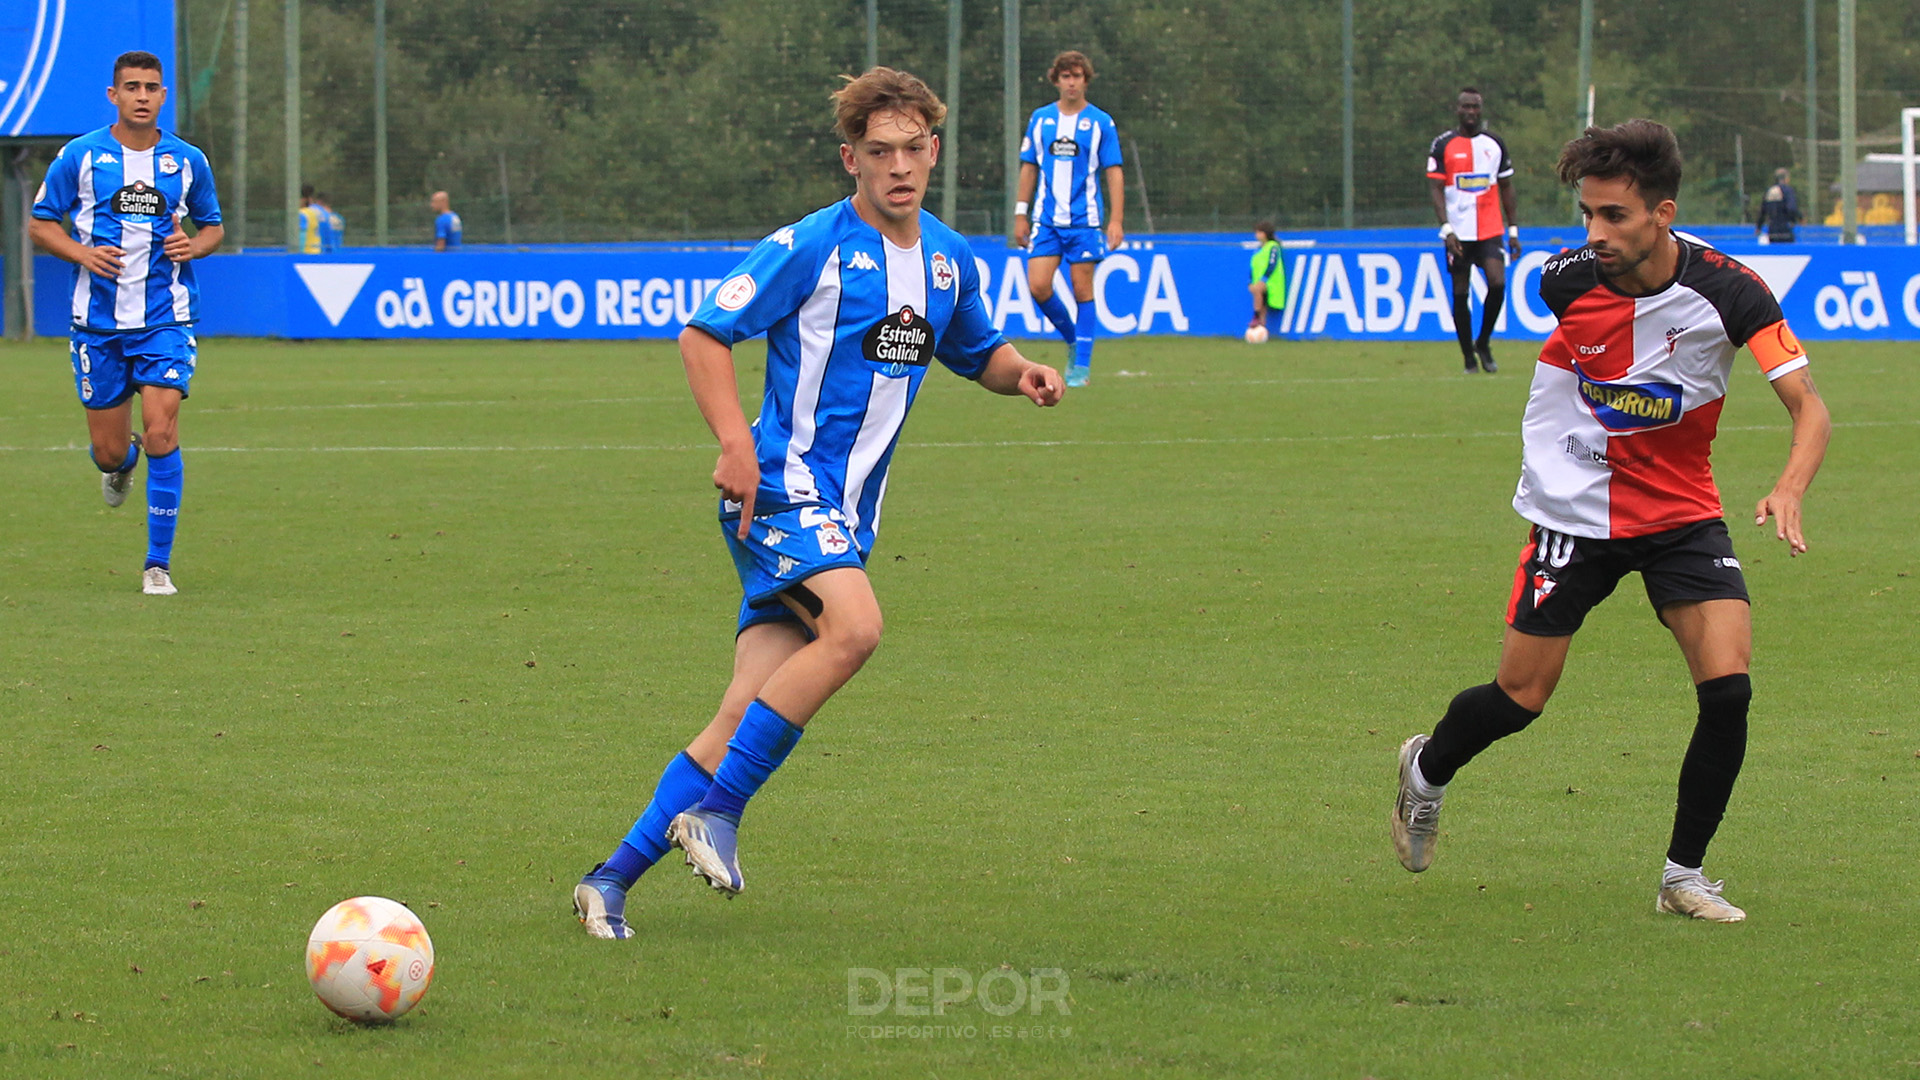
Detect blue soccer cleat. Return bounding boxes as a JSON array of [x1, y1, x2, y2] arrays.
[[1065, 361, 1091, 388], [573, 864, 638, 939], [667, 809, 744, 896]]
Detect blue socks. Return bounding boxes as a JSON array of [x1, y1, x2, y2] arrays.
[[697, 699, 804, 821], [597, 751, 715, 888], [1036, 291, 1075, 343], [144, 448, 182, 569], [92, 441, 140, 475], [1074, 297, 1096, 369]]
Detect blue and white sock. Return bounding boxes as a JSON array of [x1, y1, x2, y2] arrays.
[[1073, 297, 1096, 369], [595, 751, 715, 888], [697, 699, 804, 821], [1036, 292, 1076, 344], [144, 448, 182, 569]]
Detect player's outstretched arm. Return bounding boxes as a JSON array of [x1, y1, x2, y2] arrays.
[[1013, 162, 1038, 247], [679, 325, 761, 536], [1756, 366, 1830, 556], [977, 344, 1063, 406]]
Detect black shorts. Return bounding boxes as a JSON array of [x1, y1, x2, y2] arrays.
[[1505, 519, 1750, 637], [1448, 239, 1505, 273]]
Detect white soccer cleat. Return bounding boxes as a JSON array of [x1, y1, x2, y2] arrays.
[[141, 566, 177, 595], [102, 434, 140, 508], [1392, 734, 1443, 872], [1657, 874, 1747, 923]]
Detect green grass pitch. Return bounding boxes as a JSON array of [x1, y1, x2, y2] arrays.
[[1, 335, 1914, 1078]]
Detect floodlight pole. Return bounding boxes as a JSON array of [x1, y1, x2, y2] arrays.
[[3, 145, 32, 340], [865, 0, 878, 71], [374, 0, 388, 245], [1902, 108, 1919, 247], [1804, 0, 1817, 221], [284, 0, 300, 251], [1837, 0, 1855, 243], [943, 0, 960, 225], [1003, 0, 1018, 239], [1340, 0, 1353, 230], [1574, 0, 1594, 224], [233, 0, 249, 250]]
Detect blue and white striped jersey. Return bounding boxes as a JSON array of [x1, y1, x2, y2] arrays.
[[1019, 102, 1123, 228], [32, 127, 222, 333], [688, 198, 1009, 554]]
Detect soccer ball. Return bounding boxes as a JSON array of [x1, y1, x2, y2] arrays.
[[1244, 325, 1270, 344], [306, 896, 436, 1022]]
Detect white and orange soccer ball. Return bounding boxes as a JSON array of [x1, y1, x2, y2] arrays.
[[1244, 325, 1270, 344], [306, 896, 435, 1022]]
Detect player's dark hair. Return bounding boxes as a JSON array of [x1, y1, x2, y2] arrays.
[[1556, 119, 1683, 207], [1458, 86, 1481, 97], [301, 182, 315, 199], [1255, 220, 1276, 240], [832, 67, 946, 143], [113, 50, 164, 81], [1049, 51, 1094, 82]]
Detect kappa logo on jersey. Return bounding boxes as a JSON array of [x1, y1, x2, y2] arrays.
[[158, 153, 180, 175], [164, 368, 180, 380], [1454, 173, 1492, 193], [95, 152, 116, 165], [771, 227, 796, 249], [761, 526, 788, 547], [846, 250, 880, 272], [715, 274, 756, 311], [1572, 361, 1685, 432], [929, 252, 955, 292], [111, 181, 166, 217], [1049, 136, 1080, 157], [862, 305, 935, 374], [776, 554, 798, 577], [815, 521, 851, 556]]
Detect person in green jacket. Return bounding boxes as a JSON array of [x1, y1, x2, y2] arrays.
[[1248, 221, 1286, 334]]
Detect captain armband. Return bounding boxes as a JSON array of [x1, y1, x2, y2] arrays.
[[1749, 319, 1810, 381]]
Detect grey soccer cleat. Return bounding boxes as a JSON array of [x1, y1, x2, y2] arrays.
[[141, 566, 177, 595], [102, 434, 140, 508], [1392, 734, 1443, 872], [1657, 875, 1747, 923]]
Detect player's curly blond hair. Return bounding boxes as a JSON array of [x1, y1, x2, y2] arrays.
[[832, 67, 947, 144]]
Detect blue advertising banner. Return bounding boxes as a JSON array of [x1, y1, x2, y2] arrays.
[[1, 0, 176, 137], [15, 230, 1920, 342]]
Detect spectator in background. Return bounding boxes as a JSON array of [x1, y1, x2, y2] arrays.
[[1248, 221, 1286, 334], [432, 191, 462, 251], [1755, 167, 1799, 244], [317, 192, 344, 252], [296, 183, 324, 254]]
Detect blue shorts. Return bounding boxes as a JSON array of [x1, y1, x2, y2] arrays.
[[1028, 224, 1108, 264], [71, 326, 196, 409], [721, 502, 868, 635]]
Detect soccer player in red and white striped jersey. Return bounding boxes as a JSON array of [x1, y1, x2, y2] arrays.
[[1427, 88, 1520, 373], [1393, 120, 1831, 923]]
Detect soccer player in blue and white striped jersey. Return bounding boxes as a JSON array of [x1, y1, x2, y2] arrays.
[[30, 50, 223, 596], [574, 67, 1064, 939], [1014, 50, 1125, 387]]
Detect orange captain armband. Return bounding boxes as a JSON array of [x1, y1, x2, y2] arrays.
[[1749, 319, 1809, 381]]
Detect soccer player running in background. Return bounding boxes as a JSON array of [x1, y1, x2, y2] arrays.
[[1427, 87, 1520, 374], [1248, 221, 1286, 335], [572, 67, 1064, 939], [29, 50, 223, 597], [1391, 120, 1830, 922], [1013, 50, 1124, 388], [431, 191, 462, 250]]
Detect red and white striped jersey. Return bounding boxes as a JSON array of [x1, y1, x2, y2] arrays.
[[1513, 235, 1810, 540], [1426, 129, 1512, 241]]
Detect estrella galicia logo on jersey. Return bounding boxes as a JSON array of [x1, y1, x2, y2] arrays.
[[1049, 136, 1080, 157], [158, 153, 180, 175], [930, 252, 955, 292], [862, 306, 935, 376], [1454, 173, 1492, 193], [111, 181, 166, 218], [1572, 362, 1684, 432]]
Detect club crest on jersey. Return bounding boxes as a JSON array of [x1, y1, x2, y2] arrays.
[[1049, 136, 1080, 157], [1532, 572, 1558, 607], [158, 153, 180, 175], [1454, 173, 1492, 193], [1571, 361, 1684, 432], [930, 252, 955, 292], [111, 181, 166, 217], [862, 306, 935, 376], [815, 521, 851, 556], [714, 274, 756, 311]]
